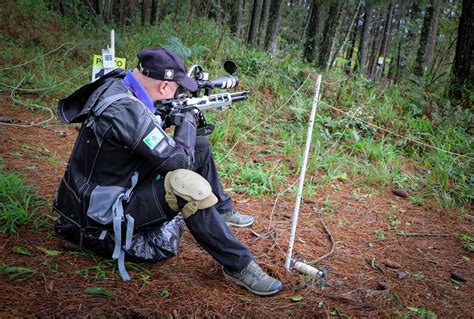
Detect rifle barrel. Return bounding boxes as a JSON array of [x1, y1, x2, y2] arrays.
[[230, 90, 250, 102]]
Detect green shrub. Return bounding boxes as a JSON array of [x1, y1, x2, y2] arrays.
[[0, 159, 44, 233]]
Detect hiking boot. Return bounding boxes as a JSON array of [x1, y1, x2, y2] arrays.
[[220, 209, 255, 227], [223, 260, 283, 296]]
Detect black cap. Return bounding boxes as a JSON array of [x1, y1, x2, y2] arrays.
[[137, 48, 198, 92]]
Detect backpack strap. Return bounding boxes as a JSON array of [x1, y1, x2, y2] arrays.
[[111, 172, 139, 281], [85, 93, 131, 128]]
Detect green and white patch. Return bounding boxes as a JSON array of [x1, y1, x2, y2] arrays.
[[143, 128, 164, 150]]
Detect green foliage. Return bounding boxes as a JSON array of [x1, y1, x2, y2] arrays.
[[387, 209, 399, 230], [84, 287, 114, 297], [458, 233, 474, 252], [410, 273, 425, 280], [374, 230, 386, 239], [230, 161, 286, 197], [160, 289, 170, 297], [34, 245, 61, 256], [75, 251, 152, 280], [290, 295, 304, 302], [12, 246, 31, 255], [319, 196, 336, 221], [0, 160, 44, 234], [407, 307, 437, 319], [164, 36, 209, 59], [1, 265, 38, 281]]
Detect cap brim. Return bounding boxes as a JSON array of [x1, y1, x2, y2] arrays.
[[178, 76, 198, 92]]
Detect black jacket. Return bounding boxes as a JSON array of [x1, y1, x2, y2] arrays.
[[54, 70, 196, 229]]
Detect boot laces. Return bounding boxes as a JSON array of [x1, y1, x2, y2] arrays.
[[245, 262, 266, 280]]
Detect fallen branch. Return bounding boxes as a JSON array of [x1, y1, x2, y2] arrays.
[[0, 77, 55, 128], [308, 220, 336, 265], [251, 229, 275, 242]]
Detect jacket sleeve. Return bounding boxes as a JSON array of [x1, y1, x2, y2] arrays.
[[103, 99, 196, 174]]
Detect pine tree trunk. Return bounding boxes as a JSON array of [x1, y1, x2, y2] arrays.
[[264, 0, 283, 54], [330, 0, 362, 69], [373, 1, 395, 82], [450, 0, 474, 102], [258, 0, 271, 49], [268, 19, 281, 56], [159, 0, 169, 21], [247, 0, 263, 48], [230, 0, 244, 40], [393, 0, 419, 77], [89, 0, 100, 15], [367, 17, 382, 79], [129, 0, 137, 29], [216, 0, 223, 27], [150, 0, 158, 24], [388, 0, 408, 81], [207, 0, 222, 25], [119, 0, 128, 28], [173, 0, 182, 24], [394, 40, 402, 83], [356, 3, 373, 75], [222, 0, 231, 25], [318, 0, 343, 69], [102, 0, 113, 23], [142, 0, 152, 25], [303, 0, 321, 62], [414, 1, 435, 76], [59, 0, 67, 16], [345, 4, 361, 73], [426, 0, 442, 69]]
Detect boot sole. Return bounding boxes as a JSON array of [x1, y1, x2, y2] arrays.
[[222, 270, 283, 296], [225, 220, 255, 228]]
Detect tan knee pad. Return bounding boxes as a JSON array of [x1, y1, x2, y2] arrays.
[[164, 169, 218, 219]]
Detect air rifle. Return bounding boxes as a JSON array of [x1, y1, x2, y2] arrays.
[[155, 60, 250, 136]]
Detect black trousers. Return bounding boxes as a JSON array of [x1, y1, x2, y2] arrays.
[[162, 136, 253, 271], [194, 136, 233, 213]]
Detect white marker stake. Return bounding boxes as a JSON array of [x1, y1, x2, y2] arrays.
[[285, 74, 322, 271], [111, 29, 115, 56]]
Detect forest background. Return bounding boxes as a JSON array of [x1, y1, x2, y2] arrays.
[[0, 0, 473, 318]]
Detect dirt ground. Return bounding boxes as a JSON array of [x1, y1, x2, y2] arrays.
[[0, 98, 473, 318]]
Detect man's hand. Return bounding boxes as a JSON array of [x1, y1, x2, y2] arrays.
[[168, 107, 198, 126]]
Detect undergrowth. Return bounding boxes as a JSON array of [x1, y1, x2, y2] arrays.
[[0, 0, 472, 209], [0, 157, 44, 233]]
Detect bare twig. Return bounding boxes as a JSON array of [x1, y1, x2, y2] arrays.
[[397, 232, 455, 237], [0, 71, 86, 93], [319, 100, 474, 161], [216, 73, 312, 164], [0, 77, 54, 128], [308, 220, 336, 265], [251, 229, 275, 242], [0, 42, 73, 72]]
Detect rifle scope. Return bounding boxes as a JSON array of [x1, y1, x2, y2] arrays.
[[189, 60, 240, 92]]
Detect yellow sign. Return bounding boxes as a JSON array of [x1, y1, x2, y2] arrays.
[[93, 55, 126, 68]]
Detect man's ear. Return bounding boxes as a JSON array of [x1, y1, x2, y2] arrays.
[[157, 81, 168, 95]]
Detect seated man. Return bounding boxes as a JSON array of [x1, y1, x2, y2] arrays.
[[53, 47, 282, 296]]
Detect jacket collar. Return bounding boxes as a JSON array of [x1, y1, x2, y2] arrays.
[[122, 70, 156, 113]]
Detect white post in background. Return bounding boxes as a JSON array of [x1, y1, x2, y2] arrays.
[[101, 30, 115, 70], [92, 29, 125, 81], [110, 29, 115, 55], [285, 74, 322, 271]]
